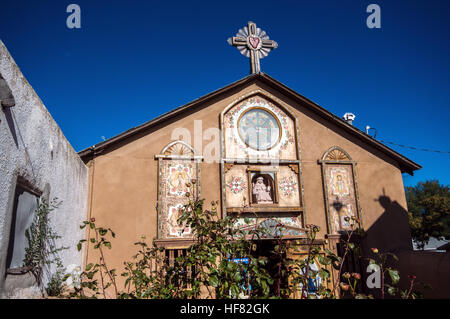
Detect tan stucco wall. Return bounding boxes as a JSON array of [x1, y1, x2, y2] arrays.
[[83, 79, 412, 287], [396, 250, 450, 298]]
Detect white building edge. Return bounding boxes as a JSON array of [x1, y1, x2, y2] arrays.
[[0, 40, 88, 298]]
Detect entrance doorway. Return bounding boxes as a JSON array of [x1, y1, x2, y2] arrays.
[[252, 240, 289, 297]]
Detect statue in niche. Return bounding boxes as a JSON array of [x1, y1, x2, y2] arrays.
[[252, 176, 273, 204]]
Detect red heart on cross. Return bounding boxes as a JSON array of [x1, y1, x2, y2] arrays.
[[249, 36, 260, 49]]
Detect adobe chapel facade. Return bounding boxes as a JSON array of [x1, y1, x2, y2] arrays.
[[76, 23, 422, 295], [4, 22, 438, 298], [78, 69, 420, 290]]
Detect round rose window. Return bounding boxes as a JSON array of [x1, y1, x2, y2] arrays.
[[238, 108, 281, 150]]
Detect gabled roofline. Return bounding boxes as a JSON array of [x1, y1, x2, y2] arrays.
[[78, 72, 421, 174], [78, 74, 259, 158]]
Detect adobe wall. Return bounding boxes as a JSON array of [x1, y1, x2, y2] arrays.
[[84, 78, 413, 292], [0, 41, 89, 298], [396, 250, 450, 298]]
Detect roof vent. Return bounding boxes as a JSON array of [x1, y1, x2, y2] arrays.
[[343, 113, 355, 125]]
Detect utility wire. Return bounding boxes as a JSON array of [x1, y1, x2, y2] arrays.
[[377, 139, 450, 154]]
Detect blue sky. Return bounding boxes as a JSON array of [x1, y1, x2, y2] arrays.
[[0, 0, 449, 187]]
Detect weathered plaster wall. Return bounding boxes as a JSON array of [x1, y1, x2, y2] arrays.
[[0, 41, 88, 298]]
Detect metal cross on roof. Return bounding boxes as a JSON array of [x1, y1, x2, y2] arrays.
[[227, 21, 278, 74]]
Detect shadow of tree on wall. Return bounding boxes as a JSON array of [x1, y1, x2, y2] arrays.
[[362, 188, 413, 256], [358, 189, 440, 298], [325, 190, 415, 298], [357, 189, 450, 298]]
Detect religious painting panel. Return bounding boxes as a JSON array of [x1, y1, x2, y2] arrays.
[[323, 163, 359, 234], [159, 159, 198, 239]]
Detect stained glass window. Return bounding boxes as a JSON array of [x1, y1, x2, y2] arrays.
[[238, 108, 281, 150]]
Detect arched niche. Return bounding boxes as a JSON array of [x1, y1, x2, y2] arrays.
[[250, 172, 277, 205]]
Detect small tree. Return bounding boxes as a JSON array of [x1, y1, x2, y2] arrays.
[[406, 180, 450, 249]]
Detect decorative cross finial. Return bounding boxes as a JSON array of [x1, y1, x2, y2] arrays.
[[227, 21, 278, 74]]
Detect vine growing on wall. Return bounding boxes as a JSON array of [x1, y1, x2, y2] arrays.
[[24, 198, 68, 296]]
